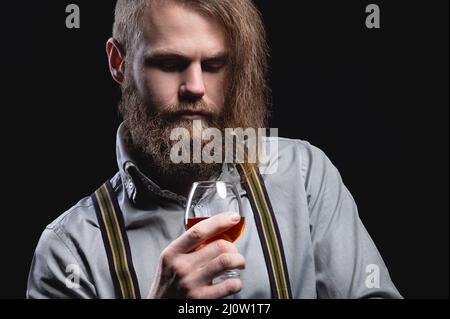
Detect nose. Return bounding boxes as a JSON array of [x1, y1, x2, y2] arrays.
[[179, 63, 205, 101]]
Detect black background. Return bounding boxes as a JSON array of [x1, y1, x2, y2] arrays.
[[0, 1, 448, 299]]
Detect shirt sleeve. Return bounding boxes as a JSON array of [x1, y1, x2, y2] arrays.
[[26, 227, 97, 299], [303, 143, 402, 299]]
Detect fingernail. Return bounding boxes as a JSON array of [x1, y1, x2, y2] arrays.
[[231, 213, 240, 222]]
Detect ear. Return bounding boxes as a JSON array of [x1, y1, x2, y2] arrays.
[[106, 38, 126, 84]]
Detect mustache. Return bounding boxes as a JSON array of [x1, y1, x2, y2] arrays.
[[159, 101, 219, 121]]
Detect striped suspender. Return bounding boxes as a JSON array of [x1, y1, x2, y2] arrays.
[[237, 163, 293, 299], [91, 181, 141, 299]]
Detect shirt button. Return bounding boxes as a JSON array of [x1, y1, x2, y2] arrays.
[[128, 182, 134, 190]]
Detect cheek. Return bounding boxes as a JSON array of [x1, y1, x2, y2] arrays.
[[204, 72, 228, 109], [142, 70, 180, 108]]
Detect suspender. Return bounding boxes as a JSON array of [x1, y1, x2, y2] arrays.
[[92, 165, 292, 299], [91, 181, 141, 299], [237, 163, 292, 299]]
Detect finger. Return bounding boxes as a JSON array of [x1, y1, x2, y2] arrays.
[[200, 253, 246, 284], [193, 278, 242, 299], [189, 239, 239, 268], [171, 212, 241, 254]]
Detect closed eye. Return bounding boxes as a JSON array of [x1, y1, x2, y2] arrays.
[[144, 52, 229, 73], [202, 57, 228, 73]]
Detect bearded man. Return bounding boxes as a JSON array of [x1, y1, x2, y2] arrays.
[[27, 0, 402, 299]]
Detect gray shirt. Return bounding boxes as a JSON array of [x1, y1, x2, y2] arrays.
[[26, 124, 402, 299]]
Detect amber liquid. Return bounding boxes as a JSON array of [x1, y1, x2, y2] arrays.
[[186, 217, 245, 249]]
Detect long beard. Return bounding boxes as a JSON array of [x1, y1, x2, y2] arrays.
[[119, 80, 226, 181]]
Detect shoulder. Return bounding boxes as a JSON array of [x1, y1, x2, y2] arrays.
[[40, 173, 123, 253], [260, 136, 335, 184], [261, 136, 329, 163]]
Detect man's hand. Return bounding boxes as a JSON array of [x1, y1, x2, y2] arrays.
[[147, 212, 246, 299]]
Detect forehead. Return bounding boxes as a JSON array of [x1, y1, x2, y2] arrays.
[[142, 1, 228, 56]]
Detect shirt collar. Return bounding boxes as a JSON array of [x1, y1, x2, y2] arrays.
[[116, 123, 246, 207]]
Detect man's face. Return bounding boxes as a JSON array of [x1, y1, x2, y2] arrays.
[[133, 0, 229, 122]]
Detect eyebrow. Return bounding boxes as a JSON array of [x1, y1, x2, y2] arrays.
[[144, 50, 230, 62]]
